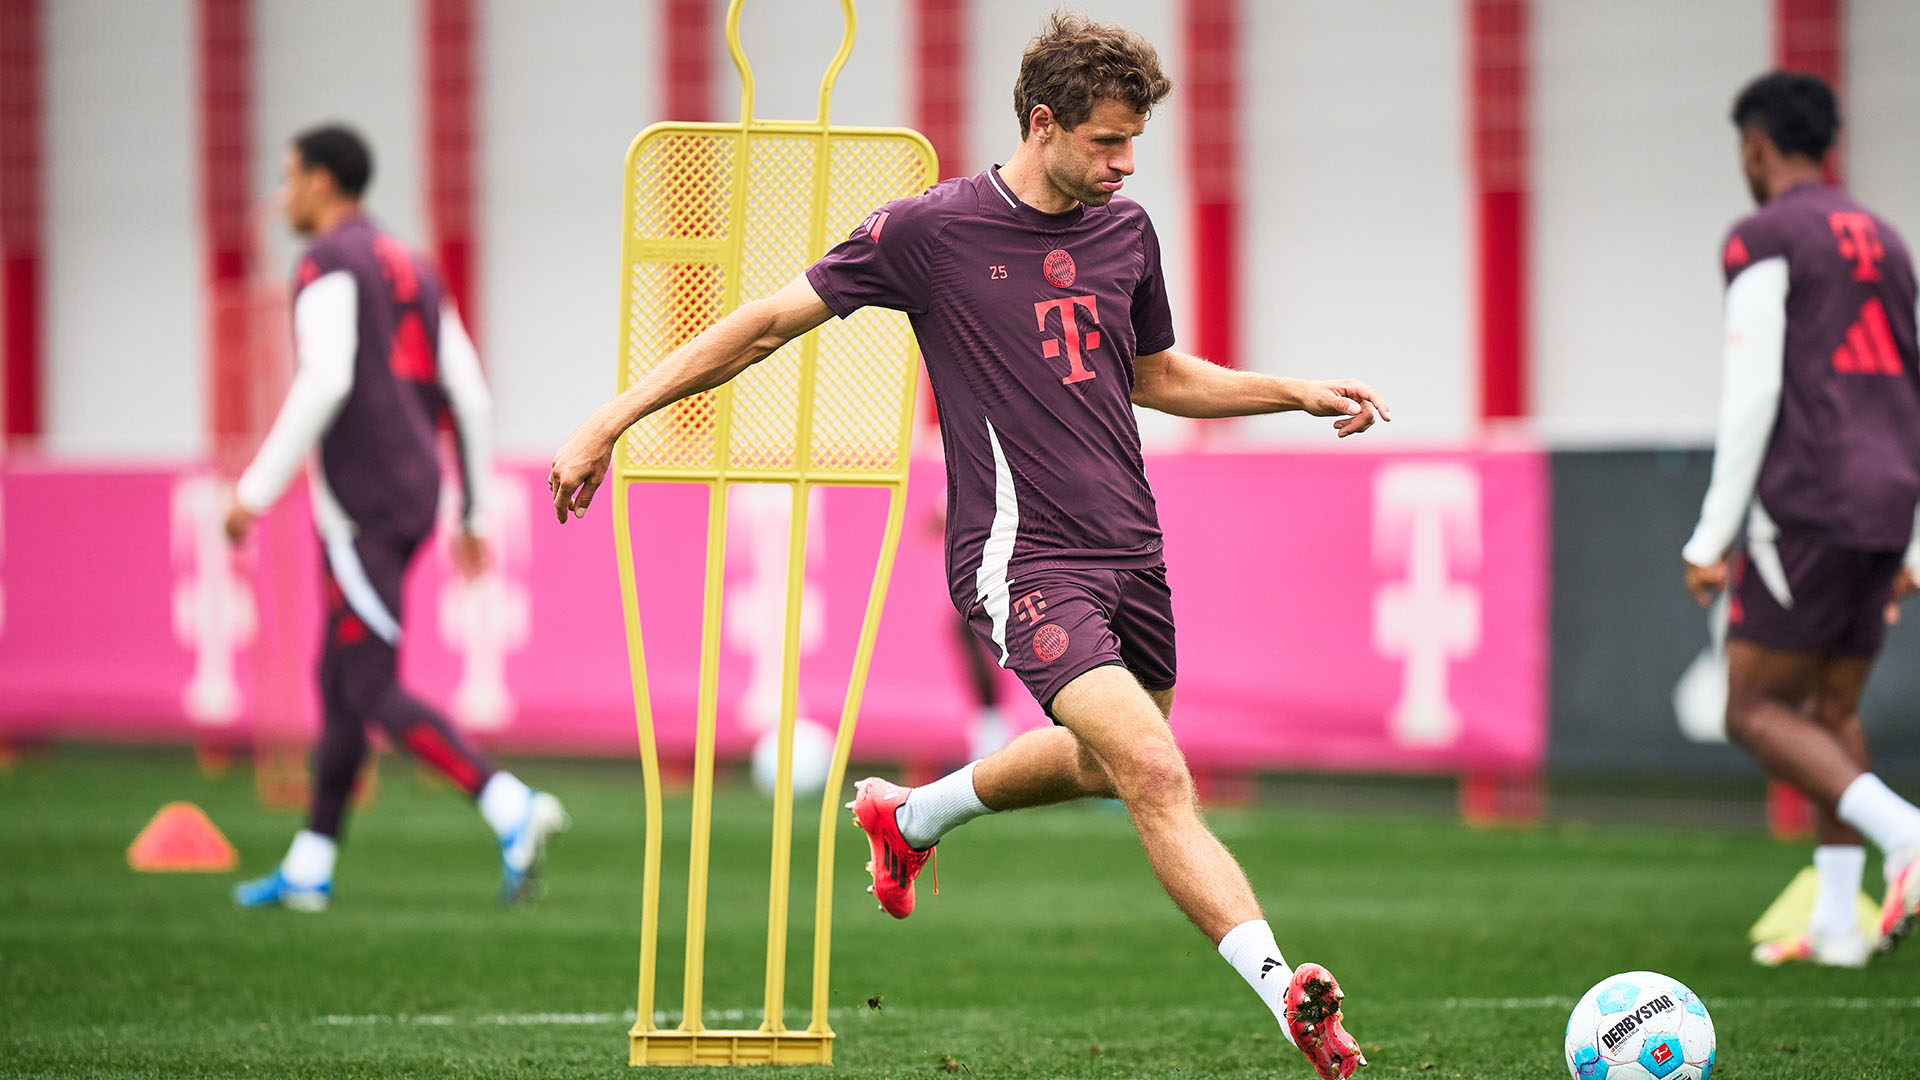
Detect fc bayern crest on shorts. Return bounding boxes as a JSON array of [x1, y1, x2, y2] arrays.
[[1043, 249, 1076, 289], [1032, 623, 1069, 662]]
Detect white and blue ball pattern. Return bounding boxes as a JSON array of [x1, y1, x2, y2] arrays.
[[1564, 971, 1715, 1079]]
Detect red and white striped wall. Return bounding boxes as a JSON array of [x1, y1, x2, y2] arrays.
[[9, 1, 1920, 460]]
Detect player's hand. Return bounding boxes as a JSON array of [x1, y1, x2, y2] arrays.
[[1886, 566, 1917, 626], [223, 500, 257, 546], [1300, 379, 1392, 437], [549, 419, 616, 524], [1684, 560, 1726, 608], [451, 529, 490, 582]]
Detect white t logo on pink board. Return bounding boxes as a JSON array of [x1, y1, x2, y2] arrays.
[[436, 472, 531, 732], [1372, 464, 1482, 748], [726, 484, 825, 737], [171, 475, 256, 725]]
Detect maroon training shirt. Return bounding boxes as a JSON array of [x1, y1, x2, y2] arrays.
[[1723, 182, 1920, 549], [295, 217, 448, 540], [807, 167, 1178, 625]]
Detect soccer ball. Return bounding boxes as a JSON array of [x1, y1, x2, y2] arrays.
[[1564, 971, 1715, 1079], [750, 719, 836, 798]]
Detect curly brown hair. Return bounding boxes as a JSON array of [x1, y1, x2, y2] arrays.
[[1013, 11, 1172, 139]]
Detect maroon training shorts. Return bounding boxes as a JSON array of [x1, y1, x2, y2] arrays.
[[965, 563, 1176, 717], [1728, 531, 1903, 656]]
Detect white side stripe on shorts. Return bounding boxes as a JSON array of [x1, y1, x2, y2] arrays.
[[1745, 501, 1794, 610], [324, 538, 403, 645], [974, 419, 1020, 666]]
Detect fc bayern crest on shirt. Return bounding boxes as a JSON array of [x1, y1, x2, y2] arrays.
[[1043, 248, 1076, 289]]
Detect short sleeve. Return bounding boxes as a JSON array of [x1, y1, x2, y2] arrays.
[[293, 246, 344, 298], [1131, 214, 1176, 355], [805, 196, 941, 317], [1721, 215, 1785, 288]]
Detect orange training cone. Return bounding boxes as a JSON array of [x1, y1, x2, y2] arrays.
[[127, 802, 238, 872]]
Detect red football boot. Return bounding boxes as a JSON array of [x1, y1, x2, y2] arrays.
[[848, 777, 936, 919], [1284, 963, 1366, 1079], [1876, 844, 1920, 953]]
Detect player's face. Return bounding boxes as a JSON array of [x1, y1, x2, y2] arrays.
[[278, 149, 324, 236], [1043, 98, 1146, 207]]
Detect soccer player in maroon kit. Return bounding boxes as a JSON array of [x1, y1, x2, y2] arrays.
[[552, 16, 1381, 1077], [1684, 72, 1920, 966], [227, 126, 566, 910]]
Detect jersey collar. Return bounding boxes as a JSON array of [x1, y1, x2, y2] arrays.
[[986, 166, 1088, 230]]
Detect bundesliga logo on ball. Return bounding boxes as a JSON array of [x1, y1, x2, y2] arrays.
[[1564, 971, 1715, 1079]]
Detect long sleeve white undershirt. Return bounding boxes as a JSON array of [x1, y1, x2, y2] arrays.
[[235, 271, 358, 513], [1906, 503, 1920, 574], [1683, 256, 1790, 568], [436, 302, 493, 535]]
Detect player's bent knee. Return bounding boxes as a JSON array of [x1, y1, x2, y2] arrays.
[[1110, 742, 1193, 812], [1814, 704, 1859, 733], [1721, 703, 1762, 747]]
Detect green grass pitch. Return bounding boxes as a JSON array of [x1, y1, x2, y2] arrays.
[[3, 745, 1916, 1078]]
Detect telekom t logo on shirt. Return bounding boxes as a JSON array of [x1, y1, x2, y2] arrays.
[[1034, 295, 1100, 385], [1829, 211, 1885, 281]]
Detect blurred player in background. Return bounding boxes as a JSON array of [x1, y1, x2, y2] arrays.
[[1684, 72, 1920, 966], [550, 15, 1383, 1077], [226, 125, 566, 910]]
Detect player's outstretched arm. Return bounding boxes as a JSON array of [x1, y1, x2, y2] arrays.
[[1131, 349, 1391, 436], [548, 274, 834, 523]]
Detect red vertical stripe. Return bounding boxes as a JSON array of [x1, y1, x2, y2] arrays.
[[424, 0, 479, 345], [1184, 0, 1239, 369], [404, 724, 485, 794], [1775, 0, 1845, 184], [1, 0, 42, 439], [199, 0, 252, 465], [663, 0, 714, 123], [913, 0, 968, 177], [1470, 0, 1530, 422], [912, 0, 968, 429]]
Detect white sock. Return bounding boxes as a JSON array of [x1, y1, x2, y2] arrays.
[[895, 761, 992, 849], [1218, 919, 1298, 1047], [280, 829, 337, 888], [478, 771, 534, 838], [1810, 845, 1866, 941], [1836, 773, 1920, 858]]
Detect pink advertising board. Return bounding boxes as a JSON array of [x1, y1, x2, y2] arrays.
[[0, 449, 1546, 773]]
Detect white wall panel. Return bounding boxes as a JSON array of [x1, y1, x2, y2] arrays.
[[45, 0, 202, 458], [716, 0, 908, 130], [1237, 0, 1472, 444], [1532, 0, 1767, 442], [480, 0, 657, 457], [255, 0, 424, 284], [1847, 1, 1920, 257]]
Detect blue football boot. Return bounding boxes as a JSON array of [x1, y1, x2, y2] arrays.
[[233, 869, 331, 912], [499, 791, 569, 905]]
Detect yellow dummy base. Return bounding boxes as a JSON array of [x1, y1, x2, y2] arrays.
[[629, 1029, 833, 1066]]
